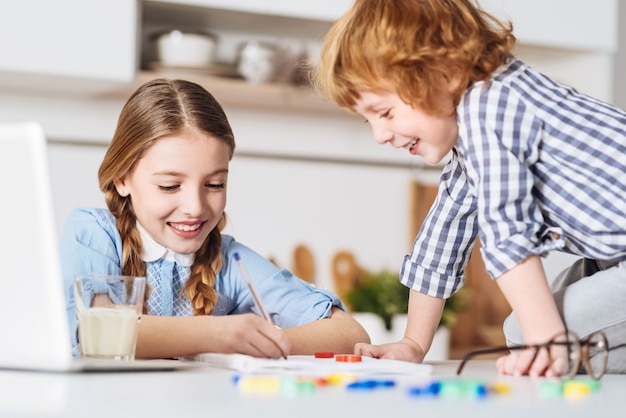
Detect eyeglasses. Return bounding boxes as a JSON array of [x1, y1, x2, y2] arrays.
[[456, 330, 608, 379]]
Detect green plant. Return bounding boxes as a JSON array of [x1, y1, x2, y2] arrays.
[[346, 269, 467, 331], [346, 269, 408, 330]]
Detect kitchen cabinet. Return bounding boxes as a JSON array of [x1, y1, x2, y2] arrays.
[[144, 0, 352, 22], [479, 0, 626, 109], [148, 0, 621, 52], [0, 0, 138, 95], [138, 0, 358, 114], [140, 0, 346, 57], [0, 0, 352, 99], [480, 0, 618, 52]]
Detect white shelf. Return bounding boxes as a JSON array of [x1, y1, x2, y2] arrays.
[[142, 0, 336, 39], [101, 70, 348, 115]]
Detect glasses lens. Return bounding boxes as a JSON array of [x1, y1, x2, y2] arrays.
[[549, 331, 581, 378], [585, 332, 608, 379]]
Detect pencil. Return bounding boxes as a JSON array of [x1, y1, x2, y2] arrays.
[[233, 252, 288, 360]]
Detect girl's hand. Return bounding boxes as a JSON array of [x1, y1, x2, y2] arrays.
[[354, 337, 426, 363], [213, 313, 291, 359]]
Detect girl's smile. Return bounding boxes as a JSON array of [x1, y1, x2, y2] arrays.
[[169, 220, 206, 237]]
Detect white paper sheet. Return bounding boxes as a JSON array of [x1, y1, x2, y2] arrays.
[[183, 353, 432, 376]]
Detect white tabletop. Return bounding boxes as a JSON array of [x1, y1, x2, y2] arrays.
[[0, 360, 623, 418]]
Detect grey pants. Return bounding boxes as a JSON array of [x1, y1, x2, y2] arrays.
[[503, 258, 626, 373]]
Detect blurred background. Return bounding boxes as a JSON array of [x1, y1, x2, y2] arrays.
[[1, 0, 624, 357]]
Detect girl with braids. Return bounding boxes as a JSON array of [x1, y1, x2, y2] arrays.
[[314, 0, 626, 376], [60, 78, 369, 359]]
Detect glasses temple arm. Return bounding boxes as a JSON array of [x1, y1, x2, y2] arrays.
[[456, 346, 514, 375], [456, 344, 538, 375]]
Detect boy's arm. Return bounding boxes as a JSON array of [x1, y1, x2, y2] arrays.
[[495, 254, 566, 376], [496, 255, 565, 344], [405, 290, 446, 356], [355, 289, 445, 362]]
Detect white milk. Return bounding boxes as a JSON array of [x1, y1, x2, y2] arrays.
[[77, 307, 140, 360]]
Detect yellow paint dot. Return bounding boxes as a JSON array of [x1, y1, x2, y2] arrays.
[[238, 376, 281, 394], [490, 382, 511, 394], [324, 373, 358, 385], [563, 380, 591, 398]]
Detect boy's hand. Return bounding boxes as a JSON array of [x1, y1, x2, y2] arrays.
[[496, 350, 546, 377], [496, 339, 570, 377], [354, 337, 426, 363], [496, 256, 568, 375]]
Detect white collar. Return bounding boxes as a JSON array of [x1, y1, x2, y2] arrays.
[[137, 222, 195, 267]]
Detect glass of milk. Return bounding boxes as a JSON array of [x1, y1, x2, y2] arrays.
[[73, 275, 147, 360]]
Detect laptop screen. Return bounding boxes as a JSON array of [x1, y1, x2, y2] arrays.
[[0, 122, 74, 370]]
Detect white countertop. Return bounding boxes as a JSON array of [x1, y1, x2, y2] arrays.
[[1, 360, 622, 418]]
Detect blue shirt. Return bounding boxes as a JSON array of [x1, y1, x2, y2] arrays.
[[61, 207, 345, 356], [401, 58, 626, 298]]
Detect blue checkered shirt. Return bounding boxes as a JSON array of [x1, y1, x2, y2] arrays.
[[401, 58, 626, 298]]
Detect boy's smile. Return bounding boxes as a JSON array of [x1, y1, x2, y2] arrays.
[[404, 138, 420, 155], [353, 90, 459, 165]]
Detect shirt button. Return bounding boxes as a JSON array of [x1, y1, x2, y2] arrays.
[[551, 232, 560, 240]]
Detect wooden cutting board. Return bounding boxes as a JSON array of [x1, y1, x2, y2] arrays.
[[331, 250, 361, 302], [292, 244, 315, 284]]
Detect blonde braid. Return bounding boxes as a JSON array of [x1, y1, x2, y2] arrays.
[[184, 213, 227, 315], [104, 187, 145, 276], [103, 185, 150, 310]]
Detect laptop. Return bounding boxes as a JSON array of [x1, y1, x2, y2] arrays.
[[0, 122, 188, 372]]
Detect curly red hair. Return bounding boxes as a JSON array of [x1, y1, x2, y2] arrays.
[[313, 0, 515, 115]]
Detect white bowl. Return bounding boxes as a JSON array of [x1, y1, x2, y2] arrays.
[[237, 40, 276, 83], [156, 30, 217, 67]]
